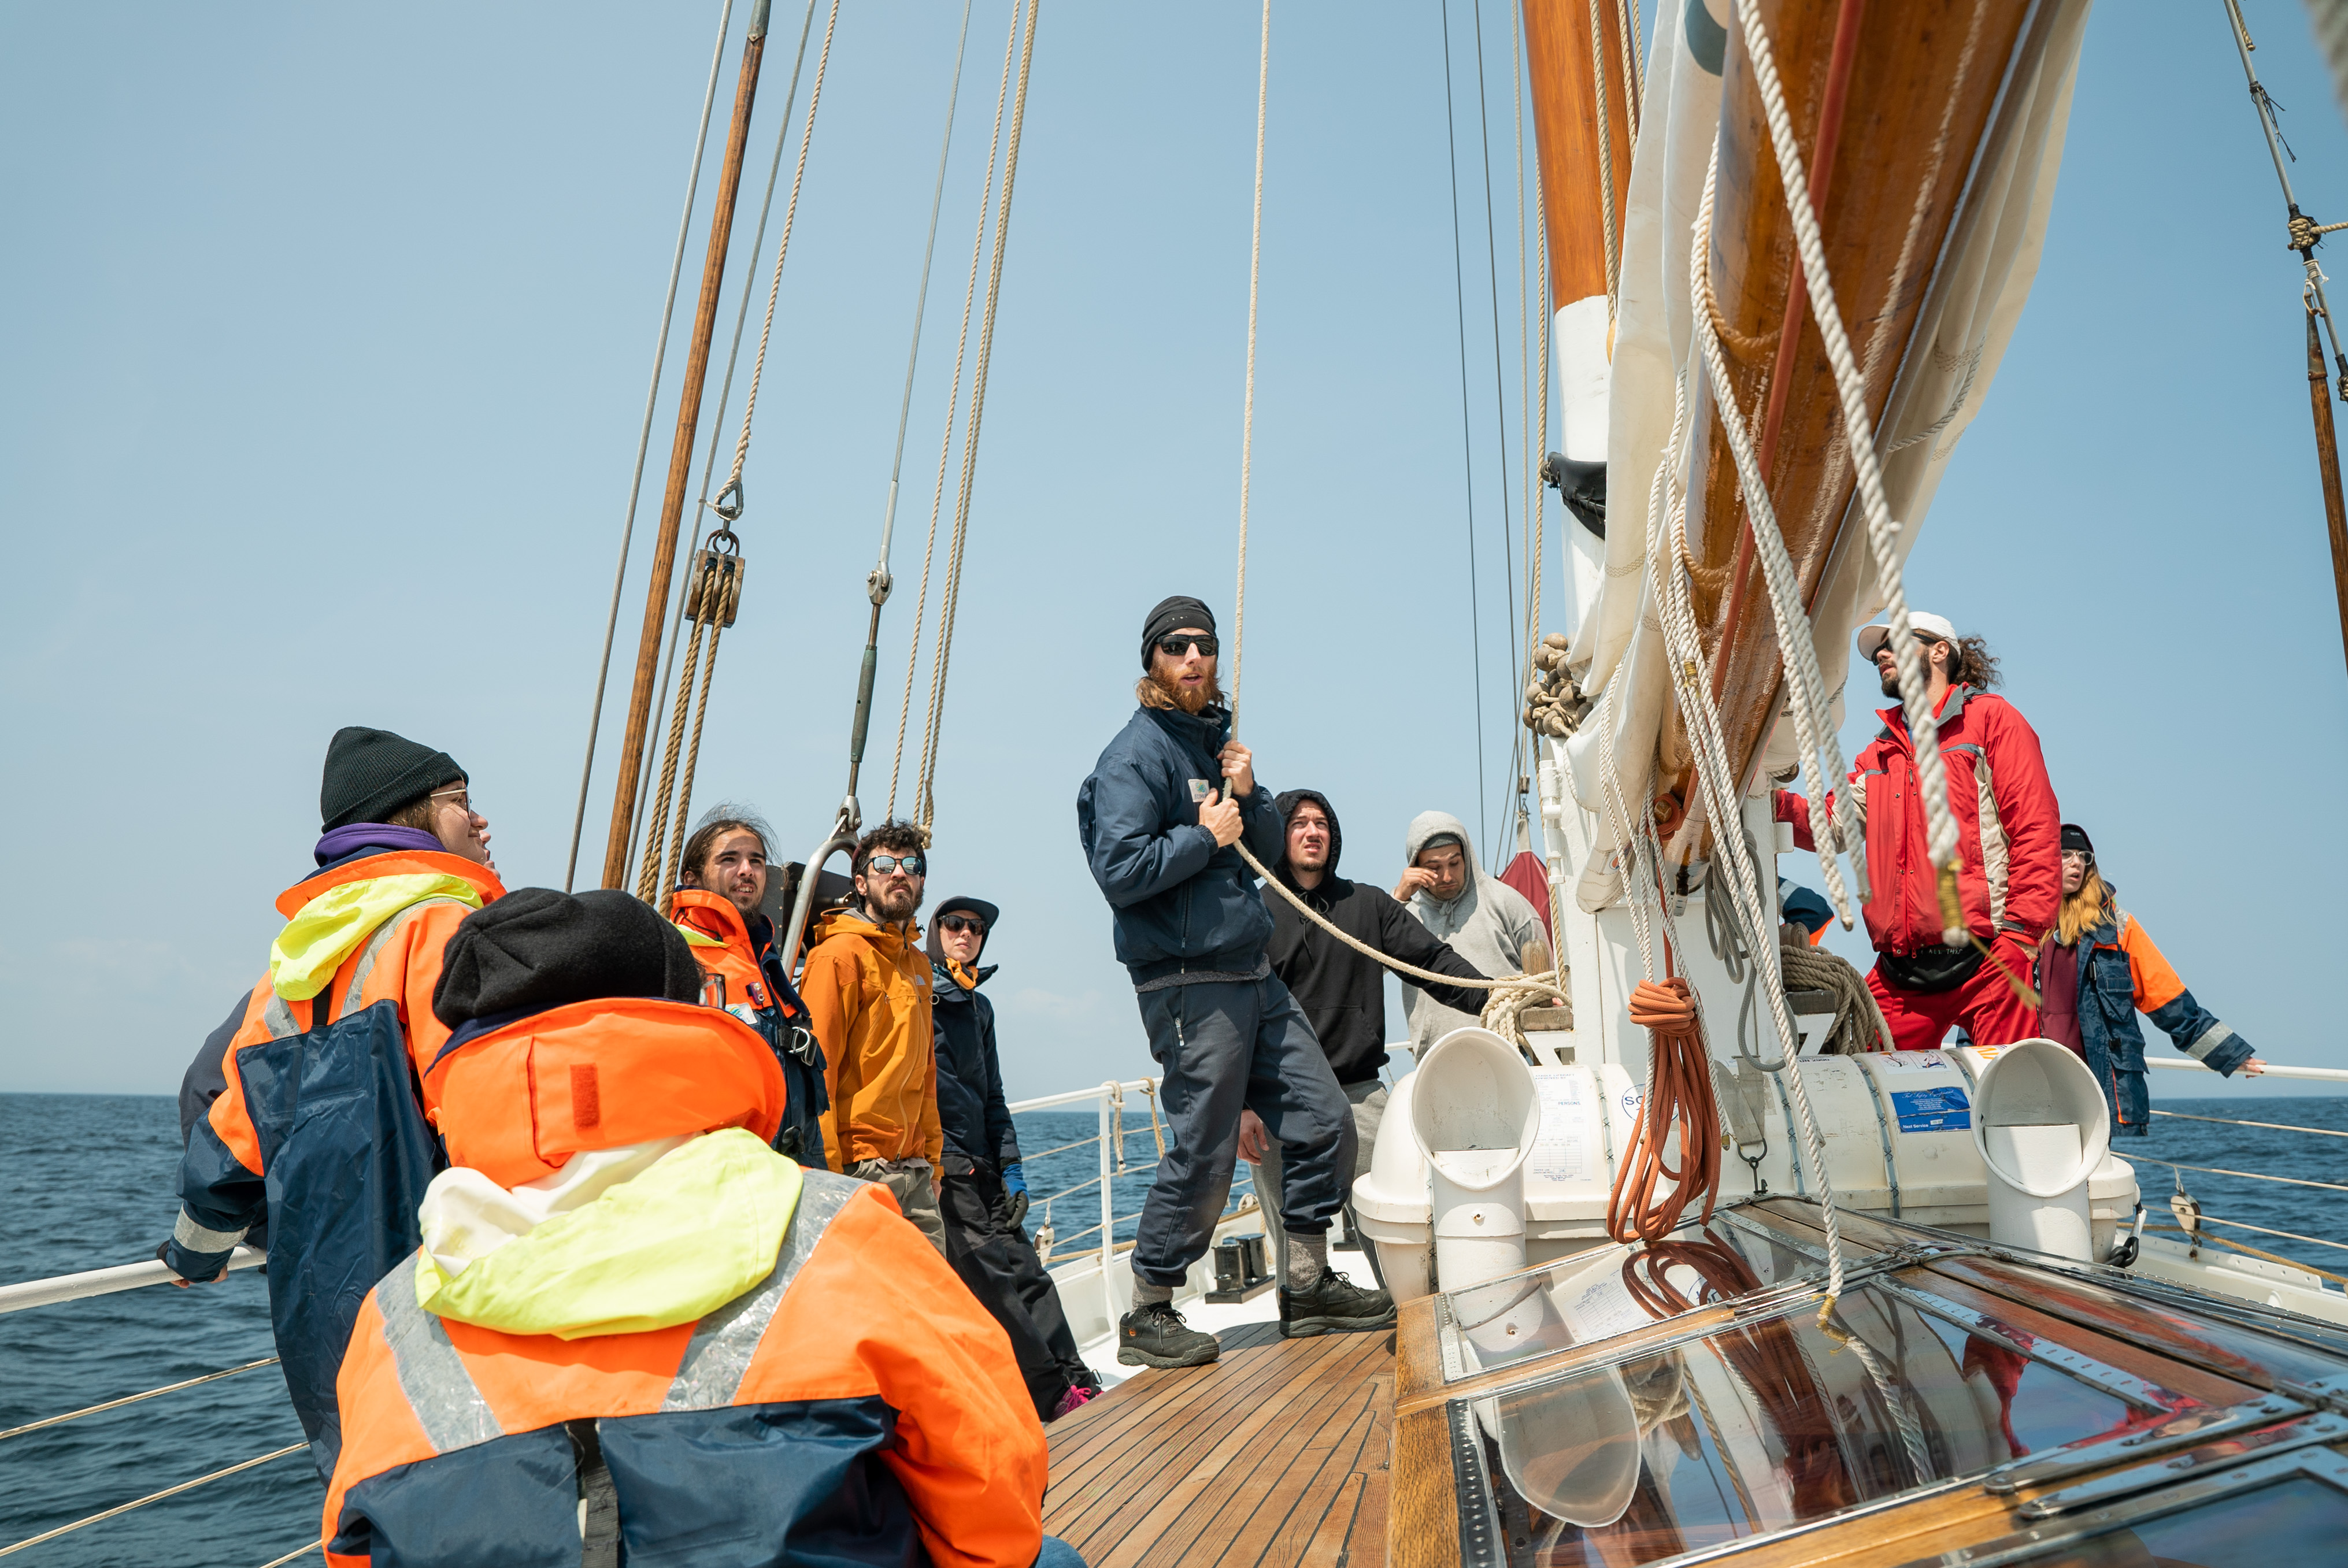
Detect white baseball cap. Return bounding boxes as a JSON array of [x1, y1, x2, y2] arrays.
[[1856, 611, 1958, 661]]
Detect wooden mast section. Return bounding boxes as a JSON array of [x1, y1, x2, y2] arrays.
[[1521, 0, 1635, 472], [601, 0, 774, 890]]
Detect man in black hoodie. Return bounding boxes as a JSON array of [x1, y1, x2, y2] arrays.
[[1251, 790, 1491, 1272], [927, 895, 1102, 1422]]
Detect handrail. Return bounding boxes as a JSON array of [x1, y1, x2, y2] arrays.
[[2145, 1057, 2348, 1083], [0, 1355, 280, 1443], [0, 1245, 265, 1315], [0, 1442, 306, 1559], [1006, 1077, 1155, 1114]]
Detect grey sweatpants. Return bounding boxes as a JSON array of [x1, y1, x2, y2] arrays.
[[1250, 1079, 1388, 1275], [849, 1157, 948, 1256], [1129, 972, 1355, 1288]]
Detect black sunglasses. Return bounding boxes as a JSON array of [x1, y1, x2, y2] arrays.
[[938, 914, 987, 935], [1156, 635, 1219, 657], [863, 854, 925, 877]]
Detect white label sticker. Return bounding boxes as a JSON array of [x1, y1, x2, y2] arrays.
[[1527, 1074, 1590, 1185]]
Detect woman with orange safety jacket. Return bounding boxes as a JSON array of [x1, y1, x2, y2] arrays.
[[323, 887, 1077, 1568], [160, 726, 503, 1476], [665, 804, 832, 1167], [2038, 824, 2264, 1138]]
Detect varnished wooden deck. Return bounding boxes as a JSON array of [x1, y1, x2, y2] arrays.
[[1043, 1322, 1395, 1568]]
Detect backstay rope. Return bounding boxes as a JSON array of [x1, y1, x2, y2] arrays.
[[1229, 0, 1270, 736], [889, 0, 1026, 824], [912, 0, 1040, 837]]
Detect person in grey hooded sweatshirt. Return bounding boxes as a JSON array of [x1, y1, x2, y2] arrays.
[[1395, 810, 1548, 1056]]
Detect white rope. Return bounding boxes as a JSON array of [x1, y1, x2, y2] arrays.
[[1613, 0, 1642, 144], [1232, 0, 1271, 736], [1688, 141, 1858, 929], [1587, 0, 1619, 317], [564, 0, 736, 891], [717, 0, 844, 502], [1732, 0, 1962, 892], [914, 0, 1040, 833], [890, 2, 1022, 821]]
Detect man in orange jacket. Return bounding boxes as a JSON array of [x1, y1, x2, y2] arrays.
[[161, 725, 504, 1476], [802, 819, 948, 1252], [322, 887, 1075, 1568]]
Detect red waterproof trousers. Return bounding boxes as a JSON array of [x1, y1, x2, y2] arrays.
[[1865, 944, 2040, 1052]]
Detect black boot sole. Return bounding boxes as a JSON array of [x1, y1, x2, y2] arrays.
[[1280, 1308, 1398, 1339], [1117, 1341, 1221, 1369]]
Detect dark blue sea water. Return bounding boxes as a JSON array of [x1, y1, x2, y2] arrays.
[[0, 1092, 2331, 1563]]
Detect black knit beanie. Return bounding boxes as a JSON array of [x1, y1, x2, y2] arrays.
[[1140, 596, 1216, 669], [320, 726, 465, 831], [2060, 823, 2095, 857], [432, 888, 703, 1029]]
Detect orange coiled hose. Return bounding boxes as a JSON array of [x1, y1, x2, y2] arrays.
[[1605, 976, 1724, 1243]]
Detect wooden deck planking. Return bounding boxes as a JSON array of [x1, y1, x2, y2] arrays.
[[1044, 1325, 1393, 1568]]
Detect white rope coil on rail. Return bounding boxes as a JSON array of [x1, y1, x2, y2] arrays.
[[1688, 140, 1858, 929], [1732, 0, 1964, 907]]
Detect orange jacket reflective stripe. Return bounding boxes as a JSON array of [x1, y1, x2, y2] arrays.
[[801, 906, 941, 1170]]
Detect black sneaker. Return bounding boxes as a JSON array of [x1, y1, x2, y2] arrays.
[[1118, 1301, 1221, 1368], [1279, 1267, 1397, 1338]]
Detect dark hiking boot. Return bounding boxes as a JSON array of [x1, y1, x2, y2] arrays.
[[1118, 1301, 1221, 1368], [1279, 1268, 1397, 1338]]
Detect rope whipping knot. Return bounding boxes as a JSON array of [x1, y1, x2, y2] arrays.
[[1523, 633, 1593, 738]]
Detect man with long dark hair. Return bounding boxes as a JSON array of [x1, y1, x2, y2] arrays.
[[1077, 596, 1392, 1368], [1777, 613, 2060, 1052]]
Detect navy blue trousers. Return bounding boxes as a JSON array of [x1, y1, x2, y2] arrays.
[[1129, 972, 1354, 1288]]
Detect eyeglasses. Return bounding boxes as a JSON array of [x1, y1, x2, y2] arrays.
[[864, 854, 925, 877], [1156, 635, 1219, 658], [430, 785, 481, 817], [938, 914, 986, 935]]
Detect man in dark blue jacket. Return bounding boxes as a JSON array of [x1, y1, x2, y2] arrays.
[[1077, 596, 1393, 1367], [928, 894, 1102, 1421]]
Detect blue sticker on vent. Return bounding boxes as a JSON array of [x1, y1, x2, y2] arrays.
[[1890, 1087, 1971, 1133]]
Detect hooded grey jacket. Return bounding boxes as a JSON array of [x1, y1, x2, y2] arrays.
[[1398, 810, 1546, 1054]]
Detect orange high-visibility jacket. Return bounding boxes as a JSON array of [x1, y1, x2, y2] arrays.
[[802, 905, 942, 1171], [323, 1003, 1044, 1568], [166, 850, 505, 1471]]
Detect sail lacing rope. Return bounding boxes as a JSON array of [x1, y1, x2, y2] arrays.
[[1732, 0, 1966, 932], [564, 0, 739, 892], [888, 0, 1027, 824], [911, 0, 1040, 837], [1688, 140, 1860, 929]]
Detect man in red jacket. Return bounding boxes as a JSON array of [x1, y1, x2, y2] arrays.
[[1777, 613, 2059, 1052]]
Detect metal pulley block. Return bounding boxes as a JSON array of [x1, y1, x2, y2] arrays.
[[686, 537, 746, 628]]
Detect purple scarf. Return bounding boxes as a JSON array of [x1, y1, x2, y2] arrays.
[[313, 822, 448, 867]]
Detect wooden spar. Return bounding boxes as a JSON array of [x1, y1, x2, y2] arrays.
[[600, 0, 774, 890], [1684, 0, 2033, 794], [1521, 0, 1634, 466], [2309, 305, 2348, 681]]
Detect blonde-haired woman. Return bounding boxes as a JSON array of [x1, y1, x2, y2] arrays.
[[2037, 824, 2262, 1137]]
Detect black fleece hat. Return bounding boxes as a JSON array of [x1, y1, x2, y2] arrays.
[[320, 726, 465, 831], [2060, 823, 2095, 856], [1141, 595, 1216, 669], [432, 888, 703, 1029], [1273, 789, 1343, 877]]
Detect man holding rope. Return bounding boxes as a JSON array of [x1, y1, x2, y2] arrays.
[[1078, 596, 1394, 1365]]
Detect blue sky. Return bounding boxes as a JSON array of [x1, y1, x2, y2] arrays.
[[3, 1, 2343, 1104]]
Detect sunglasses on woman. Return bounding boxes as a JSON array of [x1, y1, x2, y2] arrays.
[[938, 914, 986, 935]]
